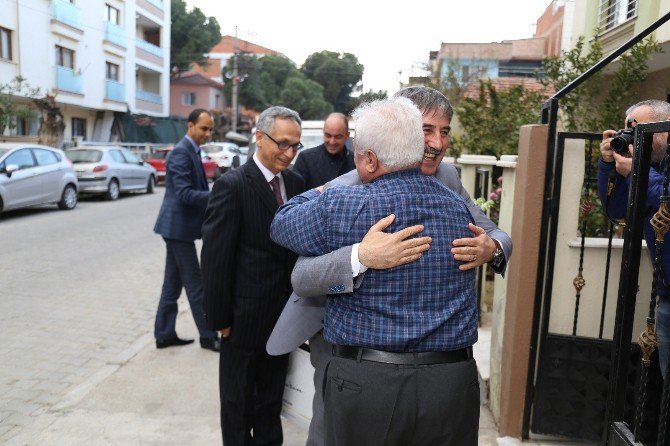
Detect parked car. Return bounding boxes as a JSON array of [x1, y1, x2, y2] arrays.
[[65, 146, 157, 200], [0, 143, 78, 213], [146, 147, 220, 183], [201, 142, 247, 172]]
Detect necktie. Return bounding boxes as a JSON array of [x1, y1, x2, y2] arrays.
[[269, 176, 283, 205]]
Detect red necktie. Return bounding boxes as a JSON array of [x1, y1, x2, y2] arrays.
[[269, 176, 283, 205]]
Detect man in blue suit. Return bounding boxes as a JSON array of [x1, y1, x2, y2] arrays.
[[153, 108, 220, 352]]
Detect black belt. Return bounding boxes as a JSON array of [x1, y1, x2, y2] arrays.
[[332, 345, 472, 365]]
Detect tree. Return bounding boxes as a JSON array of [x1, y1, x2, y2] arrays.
[[455, 80, 545, 158], [278, 77, 333, 120], [170, 0, 220, 75], [358, 90, 388, 103], [0, 76, 40, 135], [301, 51, 363, 114]]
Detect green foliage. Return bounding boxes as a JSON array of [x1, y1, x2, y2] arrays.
[[170, 0, 221, 74], [278, 77, 333, 119], [301, 51, 364, 114], [0, 76, 40, 134], [358, 90, 388, 103], [455, 80, 544, 157]]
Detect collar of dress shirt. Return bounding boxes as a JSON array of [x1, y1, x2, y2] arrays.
[[253, 152, 281, 183], [184, 135, 200, 154]]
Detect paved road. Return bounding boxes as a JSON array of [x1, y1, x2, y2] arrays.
[[0, 190, 170, 442]]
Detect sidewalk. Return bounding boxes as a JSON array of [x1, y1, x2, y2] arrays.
[[15, 307, 591, 445]]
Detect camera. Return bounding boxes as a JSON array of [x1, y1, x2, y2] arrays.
[[610, 128, 635, 155]]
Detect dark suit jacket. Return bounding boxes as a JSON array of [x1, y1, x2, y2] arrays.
[[154, 137, 210, 242], [201, 159, 306, 349], [292, 144, 355, 189]]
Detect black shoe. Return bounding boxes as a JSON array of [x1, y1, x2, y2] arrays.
[[156, 336, 194, 349], [200, 337, 221, 352]]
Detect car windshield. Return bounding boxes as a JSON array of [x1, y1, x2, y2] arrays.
[[66, 149, 103, 163], [202, 145, 223, 154], [152, 151, 170, 160], [0, 148, 9, 158]]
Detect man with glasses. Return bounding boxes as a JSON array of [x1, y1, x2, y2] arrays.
[[201, 106, 307, 445], [293, 112, 355, 189]]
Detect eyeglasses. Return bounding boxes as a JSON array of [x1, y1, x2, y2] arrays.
[[262, 132, 304, 151]]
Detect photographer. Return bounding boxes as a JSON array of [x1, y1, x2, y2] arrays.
[[597, 99, 670, 377]]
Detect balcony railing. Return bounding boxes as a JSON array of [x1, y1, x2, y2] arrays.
[[53, 0, 83, 30], [104, 22, 126, 48], [55, 66, 82, 93], [135, 39, 163, 58], [145, 0, 163, 10], [136, 89, 162, 104], [106, 80, 125, 102]]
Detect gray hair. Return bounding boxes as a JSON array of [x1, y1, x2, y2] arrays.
[[393, 86, 453, 120], [352, 97, 424, 169], [256, 106, 302, 134], [626, 100, 670, 121]]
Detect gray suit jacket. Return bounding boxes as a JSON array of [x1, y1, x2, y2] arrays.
[[266, 163, 513, 355]]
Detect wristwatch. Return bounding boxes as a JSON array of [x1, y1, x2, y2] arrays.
[[490, 247, 505, 268]]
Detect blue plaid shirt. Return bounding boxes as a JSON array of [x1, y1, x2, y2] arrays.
[[271, 169, 478, 352]]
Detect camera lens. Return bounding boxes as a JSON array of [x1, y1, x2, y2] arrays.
[[611, 132, 635, 155]]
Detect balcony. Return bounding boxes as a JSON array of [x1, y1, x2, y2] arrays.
[[136, 89, 162, 104], [145, 0, 163, 10], [104, 22, 126, 48], [55, 66, 82, 94], [106, 80, 125, 102], [52, 0, 83, 30], [136, 39, 163, 58]]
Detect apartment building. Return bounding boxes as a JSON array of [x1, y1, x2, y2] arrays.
[[0, 0, 171, 142], [569, 0, 670, 102]]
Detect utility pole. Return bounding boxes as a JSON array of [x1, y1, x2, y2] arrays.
[[231, 27, 239, 133]]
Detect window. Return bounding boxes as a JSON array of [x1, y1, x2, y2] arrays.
[[105, 4, 120, 25], [598, 0, 637, 31], [0, 27, 11, 60], [181, 92, 196, 106], [122, 150, 140, 163], [109, 150, 125, 163], [461, 65, 470, 80], [55, 45, 74, 69], [71, 118, 87, 139], [106, 62, 120, 81], [5, 149, 35, 170], [33, 149, 59, 166]]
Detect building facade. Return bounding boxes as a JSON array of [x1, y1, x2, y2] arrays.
[[170, 73, 223, 118], [0, 0, 171, 143]]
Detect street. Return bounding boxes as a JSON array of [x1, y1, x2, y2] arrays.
[[0, 190, 167, 442]]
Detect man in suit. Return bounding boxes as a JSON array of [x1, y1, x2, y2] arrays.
[[201, 106, 307, 445], [153, 108, 220, 352], [271, 97, 481, 445], [292, 112, 355, 189], [267, 86, 512, 445]]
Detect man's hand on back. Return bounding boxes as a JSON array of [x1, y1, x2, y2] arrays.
[[451, 223, 497, 271], [358, 214, 431, 269]]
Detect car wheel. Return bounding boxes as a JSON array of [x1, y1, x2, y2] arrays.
[[58, 184, 78, 210], [232, 155, 240, 168], [213, 167, 222, 181], [146, 175, 155, 194], [105, 179, 120, 201]]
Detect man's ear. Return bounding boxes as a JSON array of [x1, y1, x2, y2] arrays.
[[365, 150, 379, 173]]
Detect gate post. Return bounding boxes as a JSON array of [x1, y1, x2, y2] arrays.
[[498, 124, 548, 437]]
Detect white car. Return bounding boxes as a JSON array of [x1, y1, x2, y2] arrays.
[[201, 142, 247, 171]]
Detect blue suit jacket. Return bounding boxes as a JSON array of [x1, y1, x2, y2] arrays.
[[154, 137, 210, 242]]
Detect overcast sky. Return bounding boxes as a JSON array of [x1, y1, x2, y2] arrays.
[[184, 0, 553, 95]]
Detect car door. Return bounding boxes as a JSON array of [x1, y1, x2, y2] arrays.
[[0, 148, 42, 209], [32, 148, 63, 202], [108, 149, 131, 190], [121, 150, 146, 189]]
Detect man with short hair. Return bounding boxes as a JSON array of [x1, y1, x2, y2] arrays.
[[292, 112, 355, 189], [598, 99, 670, 377], [201, 106, 307, 445], [271, 97, 480, 445], [267, 86, 512, 445], [153, 108, 220, 352]]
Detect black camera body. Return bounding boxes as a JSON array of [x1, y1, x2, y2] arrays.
[[610, 128, 635, 155]]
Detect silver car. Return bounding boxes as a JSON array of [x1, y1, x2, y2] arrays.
[[66, 146, 157, 200], [0, 143, 78, 213]]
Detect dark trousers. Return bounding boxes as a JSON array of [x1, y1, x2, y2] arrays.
[[219, 339, 289, 446], [307, 332, 331, 446], [154, 238, 216, 341], [324, 355, 480, 446]]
